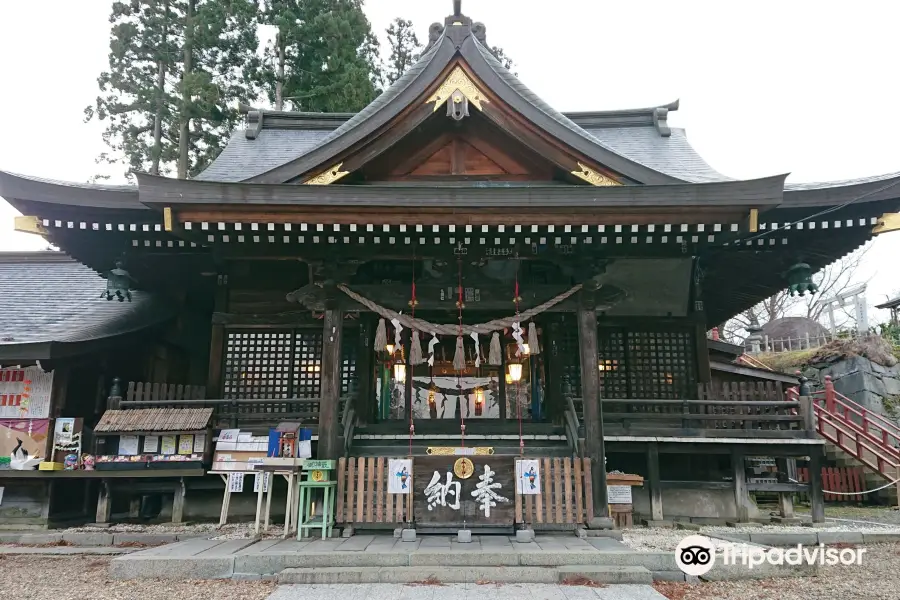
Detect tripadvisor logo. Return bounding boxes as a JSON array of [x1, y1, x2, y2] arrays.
[[675, 535, 716, 576], [675, 534, 868, 576]]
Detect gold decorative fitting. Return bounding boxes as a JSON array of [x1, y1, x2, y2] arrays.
[[453, 457, 474, 479], [571, 162, 621, 187], [425, 446, 495, 456], [303, 162, 350, 185], [749, 208, 759, 233], [426, 66, 489, 112], [13, 216, 47, 237], [163, 206, 173, 232], [873, 212, 900, 236]]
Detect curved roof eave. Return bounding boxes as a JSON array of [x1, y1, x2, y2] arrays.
[[782, 171, 900, 206], [0, 170, 144, 210]]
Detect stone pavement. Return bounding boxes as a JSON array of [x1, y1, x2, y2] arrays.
[[266, 583, 668, 600]]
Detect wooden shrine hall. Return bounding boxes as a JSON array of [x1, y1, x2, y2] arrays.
[[3, 2, 900, 528]]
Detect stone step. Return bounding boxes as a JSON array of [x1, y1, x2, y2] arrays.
[[276, 565, 652, 585]]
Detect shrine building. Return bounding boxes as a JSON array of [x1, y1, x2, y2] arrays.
[[2, 3, 898, 530]]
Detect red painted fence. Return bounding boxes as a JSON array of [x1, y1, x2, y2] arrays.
[[797, 466, 865, 502]]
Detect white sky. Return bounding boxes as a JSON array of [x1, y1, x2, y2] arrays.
[[0, 0, 898, 320]]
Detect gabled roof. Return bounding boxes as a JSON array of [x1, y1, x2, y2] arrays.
[[231, 10, 685, 185], [0, 252, 174, 361], [95, 408, 213, 433]]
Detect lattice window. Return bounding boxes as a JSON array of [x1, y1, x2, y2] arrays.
[[597, 329, 628, 399], [598, 327, 696, 400], [555, 314, 582, 398], [223, 331, 293, 399], [223, 328, 357, 400], [293, 331, 323, 397]]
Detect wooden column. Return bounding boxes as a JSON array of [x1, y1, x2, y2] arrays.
[[808, 446, 826, 523], [172, 478, 187, 524], [355, 315, 375, 425], [732, 448, 750, 523], [95, 481, 112, 524], [206, 272, 228, 400], [647, 443, 664, 522], [577, 297, 609, 524], [776, 458, 795, 519], [318, 307, 344, 459]]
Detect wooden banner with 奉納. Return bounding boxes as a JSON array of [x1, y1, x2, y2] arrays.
[[414, 456, 515, 527]]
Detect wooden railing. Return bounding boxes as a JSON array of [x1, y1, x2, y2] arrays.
[[806, 376, 900, 481], [113, 380, 353, 432]]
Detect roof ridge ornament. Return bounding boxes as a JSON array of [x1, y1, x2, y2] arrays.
[[303, 162, 350, 185], [453, 0, 461, 16], [426, 65, 489, 112], [571, 162, 622, 187]]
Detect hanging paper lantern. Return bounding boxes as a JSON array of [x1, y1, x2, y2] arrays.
[[786, 262, 819, 296], [508, 362, 523, 382]]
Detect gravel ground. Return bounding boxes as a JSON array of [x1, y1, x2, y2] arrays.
[[652, 543, 900, 600], [623, 522, 900, 552], [0, 555, 275, 600], [822, 505, 900, 526], [60, 521, 280, 540]]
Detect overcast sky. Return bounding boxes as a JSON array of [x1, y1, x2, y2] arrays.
[[1, 1, 898, 321]]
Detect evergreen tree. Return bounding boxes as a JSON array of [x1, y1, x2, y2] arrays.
[[384, 18, 420, 86], [258, 0, 380, 113], [85, 1, 180, 177], [86, 0, 258, 180]]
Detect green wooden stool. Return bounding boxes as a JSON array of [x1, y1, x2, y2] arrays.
[[296, 459, 336, 539]]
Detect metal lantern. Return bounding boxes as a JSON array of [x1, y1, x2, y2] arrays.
[[103, 259, 134, 302], [786, 262, 819, 296], [393, 362, 407, 383]]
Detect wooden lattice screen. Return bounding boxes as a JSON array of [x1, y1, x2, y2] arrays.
[[598, 327, 696, 401], [222, 329, 357, 404]]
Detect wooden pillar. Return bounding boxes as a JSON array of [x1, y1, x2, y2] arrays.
[[647, 443, 664, 522], [577, 301, 609, 524], [318, 307, 344, 459], [545, 319, 564, 423], [206, 272, 228, 400], [808, 446, 826, 523], [355, 315, 375, 425], [172, 478, 187, 524], [776, 457, 795, 519], [96, 480, 112, 524], [691, 258, 711, 384], [732, 448, 750, 523]]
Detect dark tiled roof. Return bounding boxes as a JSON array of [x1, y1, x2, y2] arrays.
[[0, 252, 174, 359], [586, 127, 732, 183], [194, 128, 332, 183]]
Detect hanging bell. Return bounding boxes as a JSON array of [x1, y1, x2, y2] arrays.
[[785, 262, 819, 297]]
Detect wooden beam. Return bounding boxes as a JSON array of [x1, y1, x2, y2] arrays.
[[577, 302, 608, 522], [647, 443, 663, 521], [318, 307, 344, 459], [746, 482, 806, 493], [659, 480, 733, 490]]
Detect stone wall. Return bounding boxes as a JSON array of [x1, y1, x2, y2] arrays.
[[804, 355, 900, 419]]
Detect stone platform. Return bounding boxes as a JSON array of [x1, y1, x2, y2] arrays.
[[111, 535, 675, 583]]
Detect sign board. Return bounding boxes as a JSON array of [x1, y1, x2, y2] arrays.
[[303, 459, 335, 470], [607, 485, 633, 504], [515, 459, 541, 495], [413, 456, 514, 526], [0, 367, 53, 419], [388, 459, 412, 494]]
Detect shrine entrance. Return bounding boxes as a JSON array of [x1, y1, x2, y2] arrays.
[[373, 327, 547, 424]]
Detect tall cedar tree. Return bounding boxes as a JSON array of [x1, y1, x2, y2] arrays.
[[86, 0, 257, 179], [258, 0, 380, 113], [384, 18, 420, 85]]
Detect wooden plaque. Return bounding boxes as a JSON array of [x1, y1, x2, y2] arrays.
[[413, 456, 515, 526]]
